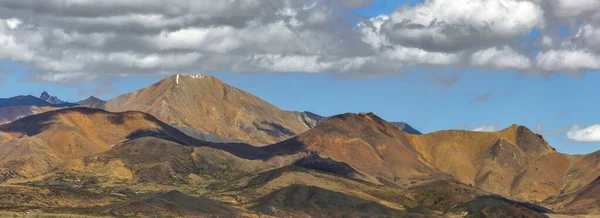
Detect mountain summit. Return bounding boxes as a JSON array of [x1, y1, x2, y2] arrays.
[[40, 91, 65, 105], [265, 112, 438, 182], [76, 96, 106, 108], [103, 74, 312, 145]]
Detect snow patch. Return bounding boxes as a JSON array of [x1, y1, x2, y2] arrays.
[[186, 74, 206, 79], [175, 74, 207, 87]]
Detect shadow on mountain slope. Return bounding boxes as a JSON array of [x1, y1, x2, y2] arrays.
[[90, 190, 244, 217], [250, 184, 431, 218], [450, 195, 552, 218]]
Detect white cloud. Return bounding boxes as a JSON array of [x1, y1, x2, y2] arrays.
[[472, 124, 498, 132], [535, 49, 600, 72], [4, 18, 21, 30], [0, 0, 376, 82], [2, 0, 600, 83], [567, 124, 600, 142], [471, 46, 531, 69], [378, 0, 544, 52], [542, 36, 554, 47]]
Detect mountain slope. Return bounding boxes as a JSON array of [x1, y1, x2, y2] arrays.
[[391, 122, 422, 134], [405, 125, 567, 202], [542, 150, 600, 214], [250, 185, 412, 217], [96, 190, 245, 217], [262, 112, 600, 212], [170, 123, 246, 143], [0, 105, 55, 125], [76, 96, 106, 108], [288, 111, 324, 128], [56, 137, 271, 185], [404, 124, 600, 209], [103, 74, 311, 145], [406, 125, 555, 199], [264, 112, 439, 183], [0, 107, 211, 178], [0, 109, 570, 216]]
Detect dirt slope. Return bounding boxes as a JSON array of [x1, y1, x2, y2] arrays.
[[103, 74, 311, 145]]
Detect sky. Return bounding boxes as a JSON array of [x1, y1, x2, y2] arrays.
[[1, 0, 600, 154]]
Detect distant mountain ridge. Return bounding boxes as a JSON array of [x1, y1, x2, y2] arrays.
[[0, 94, 76, 108], [76, 96, 106, 108], [0, 95, 77, 125], [294, 111, 422, 134], [0, 95, 55, 108], [40, 91, 65, 105]]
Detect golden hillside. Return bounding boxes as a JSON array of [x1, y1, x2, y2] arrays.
[[0, 107, 204, 178], [265, 112, 439, 183]]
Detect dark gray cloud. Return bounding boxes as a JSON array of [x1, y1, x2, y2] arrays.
[[332, 0, 372, 9], [0, 0, 600, 84]]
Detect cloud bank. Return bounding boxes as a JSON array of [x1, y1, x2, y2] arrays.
[[567, 125, 600, 142], [0, 0, 599, 82]]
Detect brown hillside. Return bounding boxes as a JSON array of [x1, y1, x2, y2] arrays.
[[96, 190, 246, 217], [103, 74, 311, 145], [405, 125, 561, 201], [549, 176, 600, 214], [0, 107, 209, 178], [265, 112, 439, 183], [405, 124, 600, 208], [250, 185, 414, 217], [0, 105, 57, 125], [543, 150, 600, 214], [57, 137, 272, 185], [76, 96, 106, 108], [263, 112, 600, 211]]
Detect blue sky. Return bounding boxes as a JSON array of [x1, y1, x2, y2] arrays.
[[1, 0, 600, 154]]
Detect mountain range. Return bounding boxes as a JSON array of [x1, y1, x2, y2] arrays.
[[0, 74, 599, 217]]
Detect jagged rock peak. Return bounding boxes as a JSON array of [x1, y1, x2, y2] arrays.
[[39, 91, 65, 105]]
